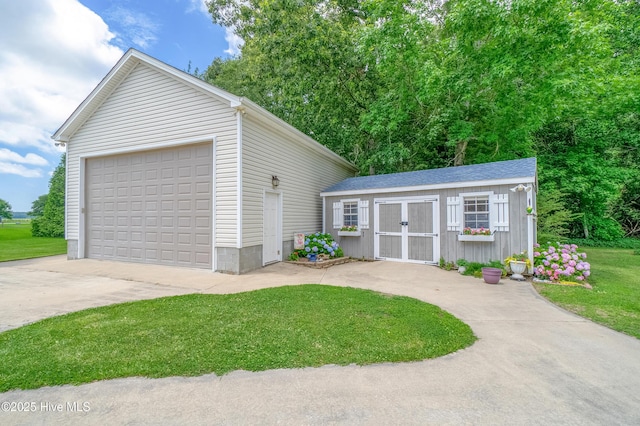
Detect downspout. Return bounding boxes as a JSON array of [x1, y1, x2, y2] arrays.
[[236, 106, 245, 250]]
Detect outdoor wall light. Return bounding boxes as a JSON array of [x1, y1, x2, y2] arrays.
[[271, 175, 280, 189], [54, 142, 66, 147], [510, 184, 532, 193]]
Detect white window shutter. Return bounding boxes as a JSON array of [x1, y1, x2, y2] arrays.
[[359, 200, 369, 229], [492, 194, 509, 232], [333, 201, 343, 229], [447, 196, 462, 231]]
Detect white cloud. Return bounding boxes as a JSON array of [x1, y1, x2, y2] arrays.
[[106, 7, 160, 49], [184, 0, 244, 57], [0, 0, 124, 154], [0, 162, 43, 178], [185, 0, 209, 15], [224, 26, 244, 56], [0, 149, 48, 166]]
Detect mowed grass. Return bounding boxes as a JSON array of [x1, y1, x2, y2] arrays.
[[0, 223, 66, 262], [534, 247, 640, 338], [0, 285, 476, 392]]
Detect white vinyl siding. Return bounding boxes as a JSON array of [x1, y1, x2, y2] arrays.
[[241, 115, 356, 246], [66, 62, 238, 245]]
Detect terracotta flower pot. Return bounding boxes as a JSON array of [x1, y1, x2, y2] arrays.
[[481, 267, 502, 284]]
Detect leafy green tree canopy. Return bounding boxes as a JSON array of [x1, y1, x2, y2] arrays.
[[28, 194, 48, 218], [32, 155, 65, 238], [0, 198, 13, 220]]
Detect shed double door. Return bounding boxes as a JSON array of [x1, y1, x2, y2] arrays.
[[374, 197, 439, 264]]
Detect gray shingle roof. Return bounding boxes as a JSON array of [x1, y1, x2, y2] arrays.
[[322, 157, 536, 194]]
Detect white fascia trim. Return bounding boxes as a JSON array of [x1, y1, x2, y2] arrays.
[[320, 177, 536, 198], [236, 108, 243, 249], [374, 194, 439, 204]]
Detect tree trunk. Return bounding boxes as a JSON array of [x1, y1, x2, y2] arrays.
[[583, 217, 589, 239], [454, 140, 468, 166]]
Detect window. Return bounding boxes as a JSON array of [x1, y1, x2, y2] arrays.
[[447, 192, 509, 233], [343, 201, 358, 227], [464, 196, 490, 229], [332, 199, 369, 230]]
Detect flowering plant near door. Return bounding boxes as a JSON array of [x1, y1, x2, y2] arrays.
[[289, 232, 344, 260]]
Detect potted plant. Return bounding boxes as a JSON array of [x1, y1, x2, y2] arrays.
[[505, 251, 530, 281], [481, 267, 503, 284]]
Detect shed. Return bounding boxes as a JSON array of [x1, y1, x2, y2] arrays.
[[321, 158, 537, 268], [53, 49, 356, 274]]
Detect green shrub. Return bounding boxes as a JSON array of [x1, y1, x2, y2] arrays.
[[456, 259, 505, 277], [291, 232, 344, 259]]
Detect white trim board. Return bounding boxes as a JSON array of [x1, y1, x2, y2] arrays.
[[321, 177, 536, 198]]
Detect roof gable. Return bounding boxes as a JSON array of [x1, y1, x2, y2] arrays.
[[52, 49, 355, 171], [52, 49, 241, 142], [321, 158, 537, 195]]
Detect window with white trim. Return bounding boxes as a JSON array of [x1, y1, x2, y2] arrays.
[[446, 192, 509, 233], [333, 199, 369, 229], [463, 196, 490, 229], [343, 201, 358, 227]]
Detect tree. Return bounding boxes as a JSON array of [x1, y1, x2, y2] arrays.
[[205, 0, 382, 173], [360, 0, 619, 167], [0, 198, 12, 220], [32, 155, 65, 238], [28, 194, 48, 218], [205, 0, 640, 240]]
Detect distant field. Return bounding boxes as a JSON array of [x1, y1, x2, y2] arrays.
[[0, 223, 66, 262]]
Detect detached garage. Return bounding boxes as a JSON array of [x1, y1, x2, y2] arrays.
[[53, 49, 356, 274], [321, 158, 537, 268]]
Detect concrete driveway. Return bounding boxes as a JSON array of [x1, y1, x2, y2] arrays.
[[1, 256, 639, 425]]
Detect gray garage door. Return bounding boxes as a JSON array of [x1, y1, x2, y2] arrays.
[[86, 143, 212, 268]]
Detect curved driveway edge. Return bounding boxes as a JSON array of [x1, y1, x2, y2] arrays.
[[1, 257, 639, 425]]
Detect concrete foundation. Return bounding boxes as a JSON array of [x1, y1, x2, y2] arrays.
[[215, 245, 263, 274], [67, 239, 79, 260]]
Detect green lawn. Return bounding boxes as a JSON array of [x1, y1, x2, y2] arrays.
[[534, 247, 640, 338], [0, 285, 476, 392], [0, 223, 66, 261]]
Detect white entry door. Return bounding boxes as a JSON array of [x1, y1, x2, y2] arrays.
[[374, 196, 439, 264], [263, 191, 281, 265]]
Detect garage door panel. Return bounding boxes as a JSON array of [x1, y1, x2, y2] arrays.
[[86, 143, 212, 269]]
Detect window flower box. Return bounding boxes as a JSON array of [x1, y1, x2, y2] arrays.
[[338, 230, 361, 237], [458, 234, 495, 242]]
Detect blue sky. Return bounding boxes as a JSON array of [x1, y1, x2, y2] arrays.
[[0, 0, 237, 212]]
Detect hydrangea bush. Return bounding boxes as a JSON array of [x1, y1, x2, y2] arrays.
[[533, 242, 590, 282], [291, 232, 344, 260]]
